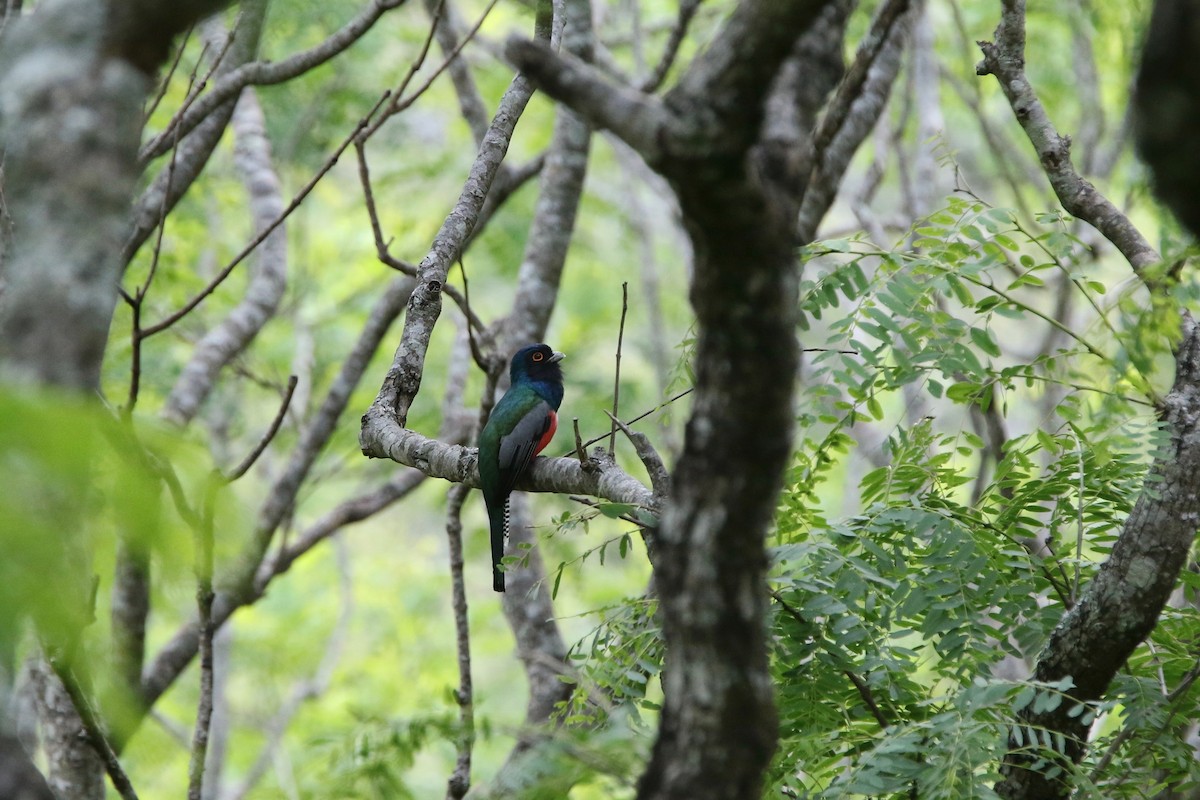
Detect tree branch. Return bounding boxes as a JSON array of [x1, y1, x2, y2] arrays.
[[140, 276, 415, 717], [977, 0, 1160, 278], [140, 0, 407, 162], [444, 484, 475, 800], [996, 321, 1200, 797], [515, 3, 841, 799], [504, 38, 674, 161], [360, 2, 553, 435], [123, 4, 268, 270], [161, 88, 289, 426], [797, 0, 911, 242]]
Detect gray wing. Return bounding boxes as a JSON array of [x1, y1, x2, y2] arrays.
[[495, 400, 554, 497]]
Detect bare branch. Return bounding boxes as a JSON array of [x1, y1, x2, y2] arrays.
[[638, 0, 702, 93], [811, 0, 909, 169], [355, 140, 488, 334], [225, 376, 298, 482], [141, 89, 392, 339], [140, 0, 409, 162], [360, 5, 554, 431], [503, 0, 594, 350], [998, 320, 1200, 795], [444, 484, 475, 800], [187, 480, 219, 800], [220, 541, 353, 800], [504, 39, 673, 161], [797, 0, 911, 242], [977, 0, 1159, 278], [363, 421, 656, 508], [44, 659, 138, 800], [141, 277, 415, 713], [422, 0, 490, 145], [604, 410, 670, 501], [111, 539, 150, 711], [161, 88, 290, 426], [123, 5, 268, 270], [608, 283, 629, 454]]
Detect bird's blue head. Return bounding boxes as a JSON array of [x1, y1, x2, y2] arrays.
[[510, 343, 565, 407]]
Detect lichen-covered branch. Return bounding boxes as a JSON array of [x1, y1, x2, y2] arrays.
[[140, 0, 406, 163], [123, 4, 267, 270], [977, 0, 1159, 277], [361, 74, 539, 428], [362, 421, 656, 508], [996, 319, 1200, 797], [994, 2, 1200, 795], [140, 276, 415, 715], [160, 88, 287, 426], [797, 0, 910, 242]]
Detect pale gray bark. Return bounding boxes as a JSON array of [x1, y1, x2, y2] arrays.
[[978, 0, 1159, 277], [796, 0, 912, 242], [29, 661, 103, 800], [140, 0, 406, 163], [360, 71, 543, 429], [141, 277, 415, 712], [997, 320, 1200, 796], [162, 87, 288, 426], [123, 2, 268, 270], [0, 0, 149, 389], [485, 3, 594, 791], [422, 0, 490, 146], [0, 1, 230, 795]]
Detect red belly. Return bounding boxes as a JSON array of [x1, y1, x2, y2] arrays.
[[533, 409, 558, 456]]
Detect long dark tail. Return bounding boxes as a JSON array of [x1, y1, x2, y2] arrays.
[[490, 496, 509, 592]]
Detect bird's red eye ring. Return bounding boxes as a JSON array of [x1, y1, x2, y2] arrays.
[[532, 352, 544, 362]]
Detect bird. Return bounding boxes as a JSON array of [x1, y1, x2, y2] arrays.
[[477, 343, 565, 592]]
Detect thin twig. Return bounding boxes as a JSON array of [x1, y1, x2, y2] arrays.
[[124, 295, 143, 414], [572, 417, 587, 463], [841, 669, 891, 730], [140, 0, 405, 164], [638, 0, 702, 92], [1090, 656, 1200, 782], [567, 387, 693, 456], [125, 118, 184, 411], [604, 409, 669, 499], [810, 0, 911, 168], [225, 376, 299, 481], [444, 484, 475, 799], [455, 258, 489, 369], [142, 90, 394, 338], [354, 140, 488, 334], [187, 478, 220, 800], [608, 282, 629, 455], [976, 0, 1159, 279], [145, 24, 194, 125], [363, 0, 502, 140]]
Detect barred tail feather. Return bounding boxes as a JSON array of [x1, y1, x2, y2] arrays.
[[491, 497, 510, 592]]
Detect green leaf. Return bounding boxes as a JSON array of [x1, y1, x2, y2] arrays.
[[598, 502, 634, 519], [970, 327, 1002, 357]]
